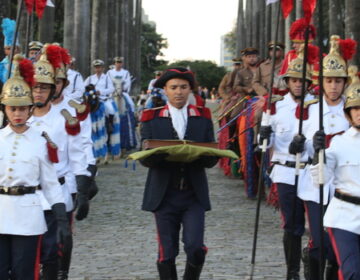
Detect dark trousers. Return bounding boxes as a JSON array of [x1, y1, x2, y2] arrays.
[[154, 188, 207, 265], [328, 227, 360, 280], [277, 183, 305, 236], [41, 210, 58, 265], [0, 234, 40, 280], [304, 200, 336, 262]]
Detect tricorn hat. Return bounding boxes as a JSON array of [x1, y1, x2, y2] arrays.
[[153, 67, 195, 89]]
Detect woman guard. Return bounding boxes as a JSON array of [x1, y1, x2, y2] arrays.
[[0, 54, 70, 280], [311, 65, 360, 280]]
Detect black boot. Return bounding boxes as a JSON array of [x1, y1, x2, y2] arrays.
[[325, 261, 339, 280], [157, 262, 177, 280], [308, 256, 320, 280], [283, 232, 301, 280], [302, 247, 310, 280], [183, 262, 203, 280], [41, 262, 58, 280]]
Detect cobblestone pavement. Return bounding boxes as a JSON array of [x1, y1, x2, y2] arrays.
[[69, 160, 294, 280]]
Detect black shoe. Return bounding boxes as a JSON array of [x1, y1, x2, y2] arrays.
[[325, 262, 339, 280], [157, 262, 177, 280], [283, 232, 301, 280], [57, 270, 68, 280], [41, 262, 58, 280], [183, 262, 203, 280], [308, 256, 320, 280], [302, 247, 310, 280]]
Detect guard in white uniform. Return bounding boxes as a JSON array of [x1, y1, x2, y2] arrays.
[[0, 55, 70, 280], [31, 44, 91, 279], [259, 47, 316, 280], [62, 57, 85, 102], [27, 41, 43, 63], [84, 59, 115, 116], [300, 35, 354, 279], [310, 65, 360, 280]]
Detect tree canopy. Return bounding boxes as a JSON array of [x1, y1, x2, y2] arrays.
[[141, 23, 168, 90]]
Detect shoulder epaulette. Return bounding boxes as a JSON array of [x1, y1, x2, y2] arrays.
[[61, 109, 81, 135], [295, 98, 319, 120], [263, 94, 284, 115], [68, 99, 90, 121], [196, 106, 212, 119], [41, 131, 59, 163], [140, 106, 164, 122]]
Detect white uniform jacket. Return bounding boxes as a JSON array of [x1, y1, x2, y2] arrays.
[[311, 127, 360, 234], [28, 106, 90, 211], [52, 97, 95, 195], [263, 92, 313, 186], [84, 73, 115, 102], [299, 98, 349, 204], [63, 69, 85, 102], [107, 68, 131, 93], [107, 69, 135, 112], [0, 126, 64, 235]]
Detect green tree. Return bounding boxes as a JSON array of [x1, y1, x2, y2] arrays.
[[164, 60, 227, 90], [141, 23, 168, 90]]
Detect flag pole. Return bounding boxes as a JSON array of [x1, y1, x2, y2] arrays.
[[249, 1, 281, 279], [316, 0, 325, 278], [7, 0, 24, 79]]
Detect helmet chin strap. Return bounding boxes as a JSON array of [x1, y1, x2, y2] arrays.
[[10, 122, 26, 128], [34, 102, 46, 108]]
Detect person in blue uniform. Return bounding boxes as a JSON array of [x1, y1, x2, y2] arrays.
[[140, 67, 218, 280]]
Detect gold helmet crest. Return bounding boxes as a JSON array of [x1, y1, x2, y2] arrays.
[[344, 66, 360, 110], [1, 54, 34, 106]]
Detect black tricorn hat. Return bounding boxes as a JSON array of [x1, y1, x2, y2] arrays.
[[153, 67, 195, 89]]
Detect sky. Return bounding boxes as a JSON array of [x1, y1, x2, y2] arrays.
[[142, 0, 239, 65]]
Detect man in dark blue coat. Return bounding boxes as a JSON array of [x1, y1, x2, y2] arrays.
[[140, 67, 218, 280]]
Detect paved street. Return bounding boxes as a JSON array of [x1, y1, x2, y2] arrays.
[[69, 160, 290, 280]]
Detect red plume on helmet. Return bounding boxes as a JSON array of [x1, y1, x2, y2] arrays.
[[46, 44, 62, 69], [339, 39, 357, 61], [60, 48, 71, 66], [290, 18, 316, 42], [19, 58, 35, 87], [306, 44, 320, 65]]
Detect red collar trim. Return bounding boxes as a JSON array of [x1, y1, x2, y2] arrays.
[[159, 104, 201, 118]]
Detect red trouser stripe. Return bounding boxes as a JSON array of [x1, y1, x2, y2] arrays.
[[154, 213, 165, 263], [328, 228, 344, 280], [34, 235, 43, 280], [304, 202, 314, 249]]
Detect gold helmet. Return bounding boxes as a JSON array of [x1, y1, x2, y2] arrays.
[[284, 44, 312, 81], [1, 55, 34, 106], [34, 44, 67, 85], [323, 35, 347, 78], [55, 47, 71, 80], [344, 65, 360, 110]]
